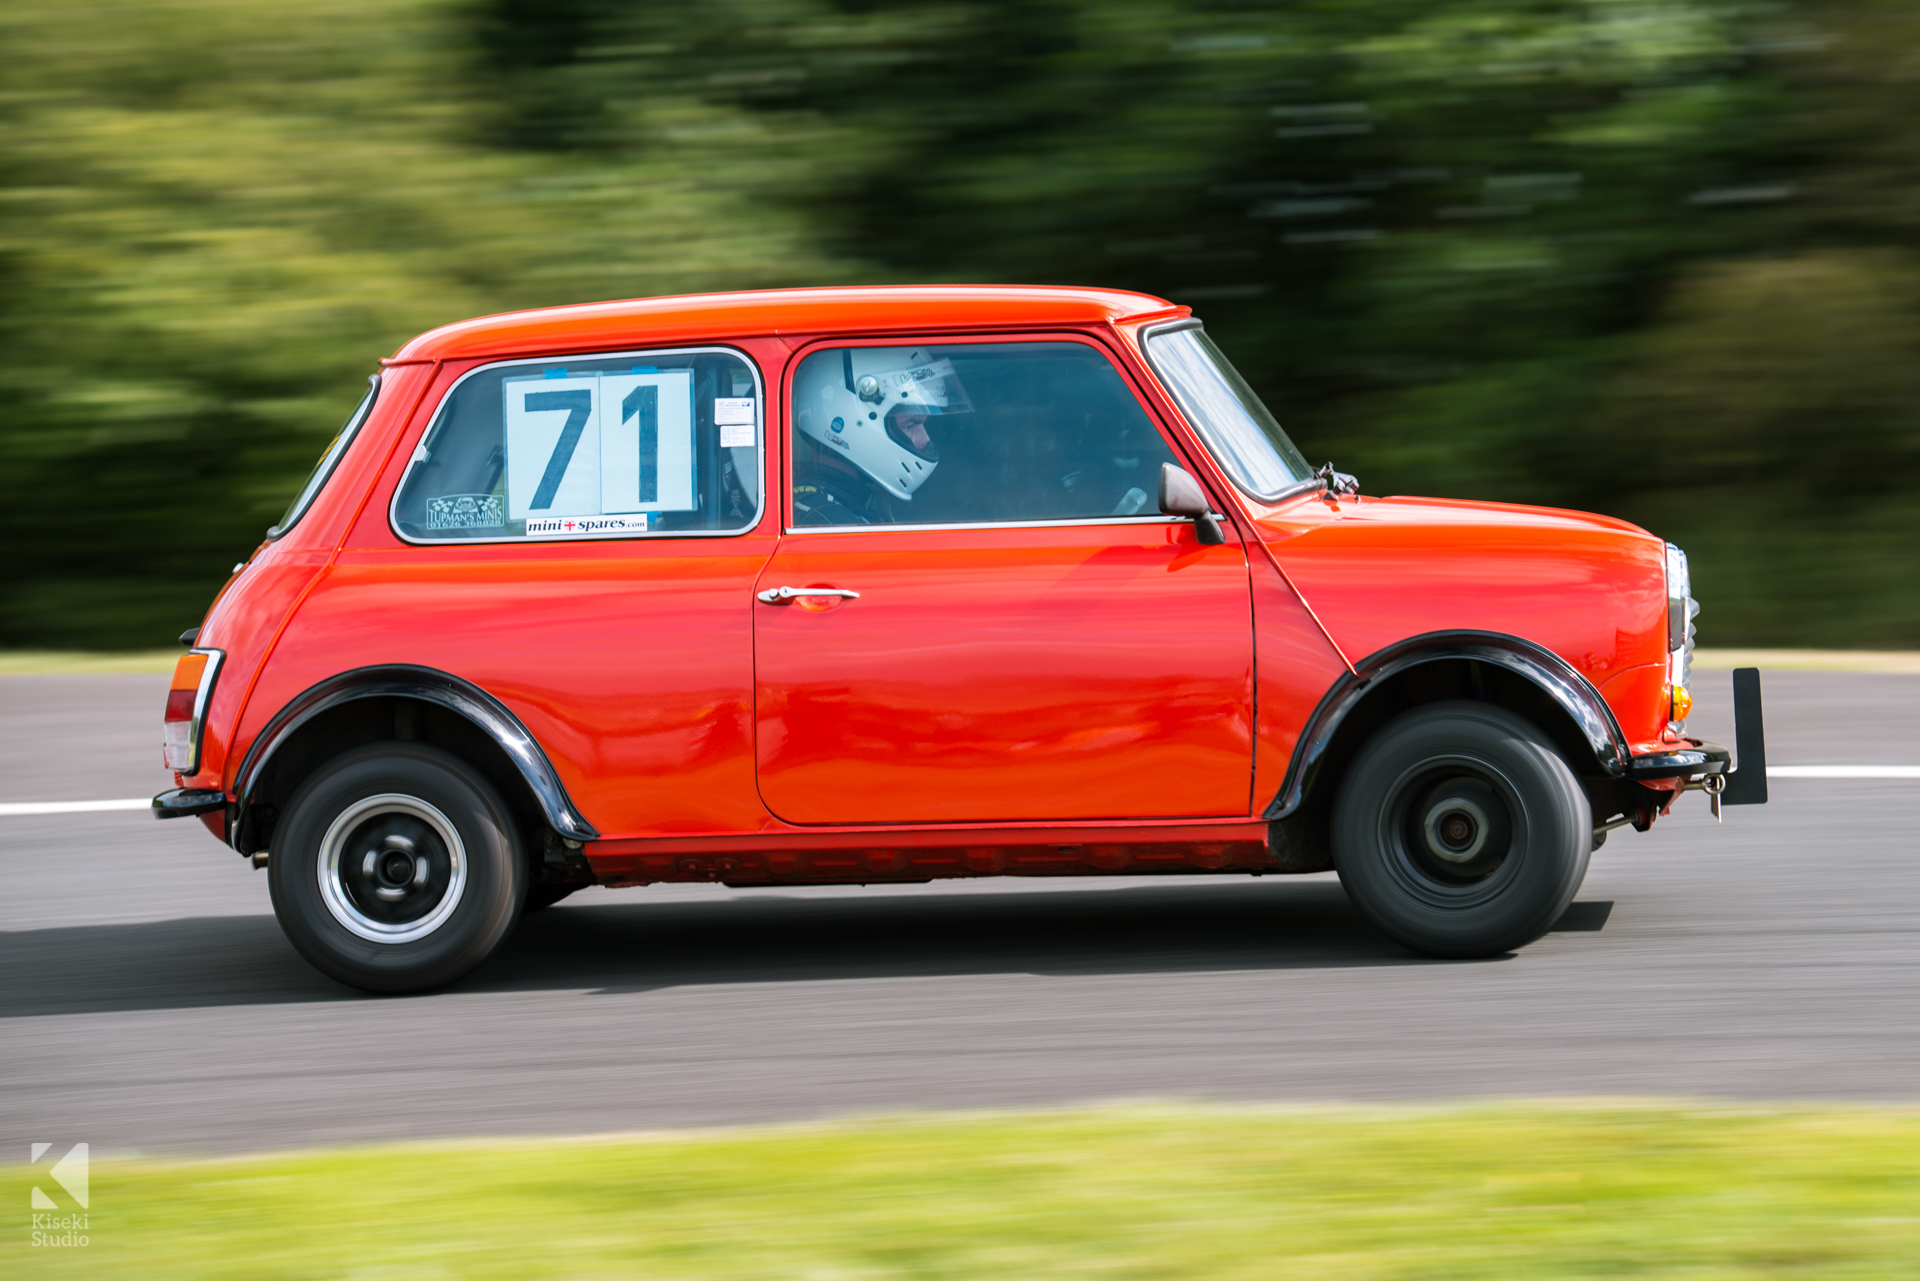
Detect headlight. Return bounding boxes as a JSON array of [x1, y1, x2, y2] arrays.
[[1664, 542, 1699, 730], [1665, 543, 1691, 652]]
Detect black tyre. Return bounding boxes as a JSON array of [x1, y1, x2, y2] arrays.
[[268, 743, 527, 993], [523, 883, 578, 913], [1332, 701, 1590, 958]]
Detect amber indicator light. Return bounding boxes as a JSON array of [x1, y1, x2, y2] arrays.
[[166, 653, 209, 723]]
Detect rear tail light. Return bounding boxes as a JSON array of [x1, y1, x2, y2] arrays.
[[163, 649, 224, 773]]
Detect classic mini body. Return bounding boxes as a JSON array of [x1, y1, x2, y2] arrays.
[[154, 286, 1766, 992]]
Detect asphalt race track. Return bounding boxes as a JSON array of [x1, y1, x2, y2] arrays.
[[2, 669, 1916, 1155]]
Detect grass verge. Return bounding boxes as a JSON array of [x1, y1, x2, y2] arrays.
[[1690, 648, 1920, 673], [0, 651, 180, 675], [5, 1103, 1918, 1278]]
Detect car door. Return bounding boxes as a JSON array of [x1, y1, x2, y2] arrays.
[[753, 335, 1255, 825]]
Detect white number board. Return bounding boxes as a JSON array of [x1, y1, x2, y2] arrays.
[[504, 370, 697, 523]]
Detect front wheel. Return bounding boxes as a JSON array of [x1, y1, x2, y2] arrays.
[[1332, 702, 1590, 958], [268, 744, 527, 993]]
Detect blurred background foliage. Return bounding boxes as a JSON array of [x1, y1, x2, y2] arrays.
[[1, 0, 1913, 647]]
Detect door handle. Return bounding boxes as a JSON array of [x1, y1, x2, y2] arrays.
[[757, 585, 861, 604]]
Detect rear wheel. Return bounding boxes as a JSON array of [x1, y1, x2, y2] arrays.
[[1332, 702, 1590, 958], [268, 743, 526, 993]]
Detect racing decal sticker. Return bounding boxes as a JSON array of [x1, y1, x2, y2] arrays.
[[526, 514, 649, 536], [601, 370, 694, 514], [715, 396, 756, 448], [627, 383, 659, 504], [503, 370, 696, 523], [424, 493, 506, 530], [505, 375, 601, 521]]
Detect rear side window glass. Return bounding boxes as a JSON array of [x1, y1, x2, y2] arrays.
[[789, 341, 1176, 527], [270, 375, 379, 538], [392, 348, 762, 542]]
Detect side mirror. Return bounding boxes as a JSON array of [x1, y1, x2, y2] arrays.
[[1158, 463, 1226, 546]]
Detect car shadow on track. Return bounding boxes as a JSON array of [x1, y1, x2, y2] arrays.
[[495, 880, 1428, 998], [0, 880, 1609, 1017]]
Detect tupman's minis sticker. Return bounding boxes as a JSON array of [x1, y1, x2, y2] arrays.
[[424, 493, 506, 530]]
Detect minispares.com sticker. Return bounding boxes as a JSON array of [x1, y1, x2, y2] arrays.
[[526, 514, 649, 536]]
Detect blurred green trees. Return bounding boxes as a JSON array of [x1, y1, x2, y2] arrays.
[[1, 0, 1912, 647]]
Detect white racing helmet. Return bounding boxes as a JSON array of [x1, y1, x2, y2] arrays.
[[794, 347, 973, 501]]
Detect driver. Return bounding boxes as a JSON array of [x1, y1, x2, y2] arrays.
[[792, 348, 971, 525]]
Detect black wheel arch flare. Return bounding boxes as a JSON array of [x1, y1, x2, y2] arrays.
[[1265, 631, 1633, 822], [229, 664, 598, 854]]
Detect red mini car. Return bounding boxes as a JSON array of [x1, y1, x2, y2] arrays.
[[155, 286, 1766, 992]]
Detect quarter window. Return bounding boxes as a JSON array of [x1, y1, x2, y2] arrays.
[[1143, 324, 1312, 502], [789, 341, 1177, 527], [271, 375, 379, 538], [392, 349, 762, 542]]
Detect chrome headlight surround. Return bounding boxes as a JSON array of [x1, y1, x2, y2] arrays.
[[1665, 542, 1698, 730]]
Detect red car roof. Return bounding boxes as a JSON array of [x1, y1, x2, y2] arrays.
[[387, 285, 1188, 363]]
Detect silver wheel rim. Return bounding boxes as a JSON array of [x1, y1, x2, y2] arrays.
[[317, 794, 468, 943], [1377, 755, 1526, 908]]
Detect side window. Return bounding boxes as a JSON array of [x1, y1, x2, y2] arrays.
[[789, 341, 1177, 527], [393, 348, 762, 542], [270, 375, 379, 538]]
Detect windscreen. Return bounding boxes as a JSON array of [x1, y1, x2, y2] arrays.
[[1144, 326, 1311, 501]]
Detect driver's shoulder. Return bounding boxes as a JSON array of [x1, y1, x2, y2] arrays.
[[793, 477, 871, 526]]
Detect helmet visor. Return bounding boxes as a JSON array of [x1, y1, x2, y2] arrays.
[[875, 356, 973, 418]]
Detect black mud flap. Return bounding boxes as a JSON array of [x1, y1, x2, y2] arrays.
[[1720, 667, 1768, 806]]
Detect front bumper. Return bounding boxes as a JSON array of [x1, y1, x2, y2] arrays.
[[1628, 741, 1730, 779], [1624, 667, 1768, 806]]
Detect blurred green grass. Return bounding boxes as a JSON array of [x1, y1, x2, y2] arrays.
[[6, 1103, 1919, 1278], [0, 651, 180, 675]]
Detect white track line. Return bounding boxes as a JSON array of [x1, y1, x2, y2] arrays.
[[1765, 765, 1920, 779], [1, 765, 1916, 818], [0, 798, 151, 816]]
